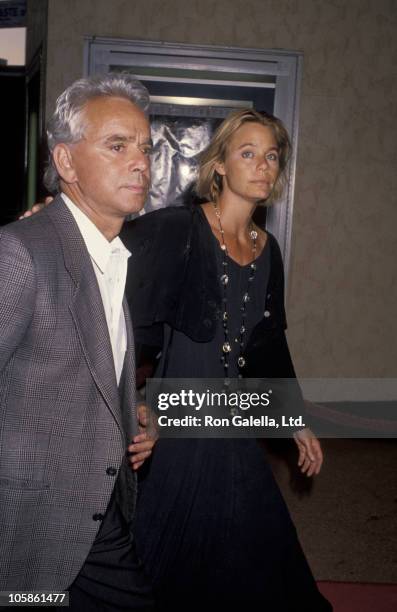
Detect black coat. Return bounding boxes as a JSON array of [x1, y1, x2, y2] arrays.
[[123, 202, 307, 429], [122, 205, 299, 381], [123, 204, 307, 427]]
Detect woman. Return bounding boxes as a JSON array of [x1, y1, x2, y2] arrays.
[[123, 109, 332, 611]]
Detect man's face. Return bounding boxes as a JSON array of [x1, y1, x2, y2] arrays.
[[65, 96, 152, 223]]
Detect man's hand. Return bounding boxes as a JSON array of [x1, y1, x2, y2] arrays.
[[293, 428, 324, 477], [19, 197, 53, 219], [127, 403, 158, 471]]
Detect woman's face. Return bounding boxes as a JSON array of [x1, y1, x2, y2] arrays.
[[215, 122, 280, 204]]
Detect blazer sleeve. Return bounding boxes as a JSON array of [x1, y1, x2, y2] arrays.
[[0, 229, 36, 373]]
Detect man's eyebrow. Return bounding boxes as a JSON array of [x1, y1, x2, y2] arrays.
[[103, 135, 153, 147], [104, 134, 133, 144]]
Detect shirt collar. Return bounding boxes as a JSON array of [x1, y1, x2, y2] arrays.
[[61, 193, 131, 274]]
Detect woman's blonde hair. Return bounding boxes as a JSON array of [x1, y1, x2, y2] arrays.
[[196, 108, 291, 205]]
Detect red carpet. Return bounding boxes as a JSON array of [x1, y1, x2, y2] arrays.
[[317, 581, 397, 611]]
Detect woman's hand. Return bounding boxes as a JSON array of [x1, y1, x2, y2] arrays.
[[19, 196, 53, 219], [127, 403, 159, 470], [293, 428, 324, 477]]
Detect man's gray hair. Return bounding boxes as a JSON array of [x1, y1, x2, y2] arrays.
[[44, 72, 150, 194]]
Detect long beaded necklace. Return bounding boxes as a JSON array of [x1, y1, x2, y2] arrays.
[[212, 201, 258, 381]]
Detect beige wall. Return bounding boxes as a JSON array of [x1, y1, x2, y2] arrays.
[[43, 0, 397, 377]]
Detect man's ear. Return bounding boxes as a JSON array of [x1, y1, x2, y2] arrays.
[[52, 144, 78, 184]]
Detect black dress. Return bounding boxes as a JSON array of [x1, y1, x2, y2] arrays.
[[133, 215, 332, 611]]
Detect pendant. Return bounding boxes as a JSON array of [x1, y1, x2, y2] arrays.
[[250, 230, 258, 240]]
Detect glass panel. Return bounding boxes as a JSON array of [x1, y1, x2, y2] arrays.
[[146, 114, 220, 213]]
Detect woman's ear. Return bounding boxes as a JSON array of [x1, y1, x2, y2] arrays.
[[214, 161, 226, 176], [52, 144, 78, 184]]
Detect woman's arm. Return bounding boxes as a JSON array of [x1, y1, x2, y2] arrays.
[[244, 233, 324, 476]]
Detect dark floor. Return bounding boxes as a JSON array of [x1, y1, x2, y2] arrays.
[[264, 438, 397, 583]]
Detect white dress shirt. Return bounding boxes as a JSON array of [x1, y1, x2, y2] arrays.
[[62, 193, 131, 384]]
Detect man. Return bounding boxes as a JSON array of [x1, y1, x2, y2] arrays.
[[0, 74, 155, 610]]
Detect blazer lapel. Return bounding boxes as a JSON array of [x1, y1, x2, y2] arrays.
[[70, 277, 123, 434], [45, 197, 124, 436]]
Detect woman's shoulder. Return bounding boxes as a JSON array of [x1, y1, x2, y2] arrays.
[[264, 229, 280, 249], [264, 230, 284, 267], [135, 205, 195, 227], [121, 205, 195, 249]]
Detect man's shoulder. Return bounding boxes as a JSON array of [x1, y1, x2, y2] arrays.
[[0, 211, 56, 286], [1, 207, 55, 249], [0, 196, 77, 261]]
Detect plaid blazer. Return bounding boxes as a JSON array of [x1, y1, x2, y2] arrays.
[[0, 196, 138, 590]]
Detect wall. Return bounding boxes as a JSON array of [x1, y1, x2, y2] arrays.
[[26, 0, 47, 66], [44, 0, 397, 377]]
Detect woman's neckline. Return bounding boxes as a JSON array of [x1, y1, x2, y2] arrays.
[[197, 204, 269, 268]]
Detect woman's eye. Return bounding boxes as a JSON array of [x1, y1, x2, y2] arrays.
[[111, 144, 125, 152], [242, 150, 254, 159], [267, 153, 279, 162]]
